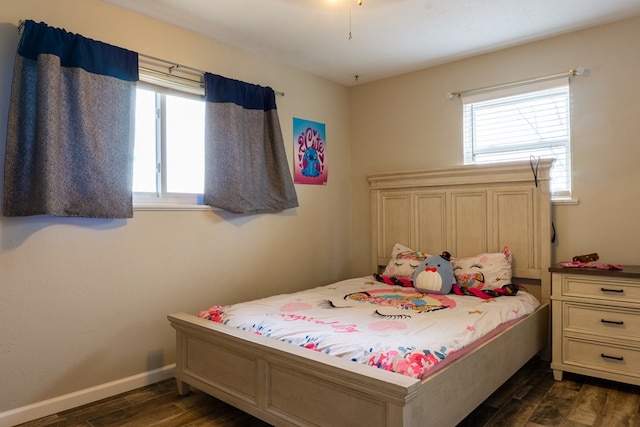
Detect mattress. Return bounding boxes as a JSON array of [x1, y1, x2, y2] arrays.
[[198, 276, 540, 379]]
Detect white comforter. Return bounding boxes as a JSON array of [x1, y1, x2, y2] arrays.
[[198, 276, 540, 379]]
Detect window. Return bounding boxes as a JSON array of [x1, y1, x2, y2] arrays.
[[133, 80, 206, 206], [462, 78, 571, 200]]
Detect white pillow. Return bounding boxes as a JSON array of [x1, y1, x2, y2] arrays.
[[381, 243, 430, 280], [451, 247, 512, 290]]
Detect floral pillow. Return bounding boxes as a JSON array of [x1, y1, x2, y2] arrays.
[[381, 243, 430, 280], [451, 247, 512, 290]]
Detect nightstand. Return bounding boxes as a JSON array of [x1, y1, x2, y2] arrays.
[[550, 265, 640, 386]]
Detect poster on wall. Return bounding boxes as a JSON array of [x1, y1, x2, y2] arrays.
[[293, 117, 327, 185]]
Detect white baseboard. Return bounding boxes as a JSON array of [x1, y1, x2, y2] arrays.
[[0, 364, 175, 427]]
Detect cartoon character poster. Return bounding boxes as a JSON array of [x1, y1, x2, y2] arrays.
[[293, 117, 327, 185]]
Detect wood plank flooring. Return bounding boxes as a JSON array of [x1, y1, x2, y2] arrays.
[[16, 357, 640, 427]]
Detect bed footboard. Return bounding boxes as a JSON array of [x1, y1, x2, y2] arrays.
[[168, 312, 419, 427], [168, 303, 548, 427]]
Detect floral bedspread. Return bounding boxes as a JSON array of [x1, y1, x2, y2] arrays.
[[198, 276, 540, 379]]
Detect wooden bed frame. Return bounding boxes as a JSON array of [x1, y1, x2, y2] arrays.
[[168, 159, 553, 426]]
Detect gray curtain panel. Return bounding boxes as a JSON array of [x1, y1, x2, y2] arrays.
[[4, 20, 138, 218], [203, 73, 298, 214]]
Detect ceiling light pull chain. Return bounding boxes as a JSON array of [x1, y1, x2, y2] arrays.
[[349, 0, 353, 40], [348, 0, 363, 41]]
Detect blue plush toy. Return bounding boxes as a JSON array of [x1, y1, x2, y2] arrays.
[[412, 251, 455, 294]]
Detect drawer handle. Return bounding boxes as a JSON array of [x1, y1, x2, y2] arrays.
[[600, 287, 624, 293], [601, 319, 624, 325], [601, 353, 624, 361]]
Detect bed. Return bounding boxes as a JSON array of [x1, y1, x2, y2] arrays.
[[168, 159, 553, 427]]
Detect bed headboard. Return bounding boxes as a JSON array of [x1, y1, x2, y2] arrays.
[[368, 159, 553, 304]]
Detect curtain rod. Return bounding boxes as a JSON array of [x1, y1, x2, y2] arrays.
[[139, 54, 284, 96], [17, 20, 284, 97], [140, 54, 285, 96], [447, 67, 584, 100]]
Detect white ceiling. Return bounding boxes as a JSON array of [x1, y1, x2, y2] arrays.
[[102, 0, 640, 86]]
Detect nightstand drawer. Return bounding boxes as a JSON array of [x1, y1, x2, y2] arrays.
[[563, 337, 640, 378], [561, 276, 640, 304], [564, 303, 640, 341]]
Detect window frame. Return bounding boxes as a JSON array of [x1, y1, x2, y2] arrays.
[[461, 77, 573, 201], [132, 75, 207, 209]]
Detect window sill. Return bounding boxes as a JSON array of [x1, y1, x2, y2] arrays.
[[552, 198, 579, 206], [134, 203, 211, 211]]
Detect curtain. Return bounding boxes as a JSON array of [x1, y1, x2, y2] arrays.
[[4, 20, 138, 218], [203, 73, 298, 214]]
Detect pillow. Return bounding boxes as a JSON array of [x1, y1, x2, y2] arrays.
[[451, 247, 512, 290], [381, 243, 430, 280]]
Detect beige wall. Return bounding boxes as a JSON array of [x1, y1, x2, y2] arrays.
[[350, 16, 640, 277], [0, 0, 351, 416]]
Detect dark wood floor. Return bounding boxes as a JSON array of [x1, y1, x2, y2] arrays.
[[16, 357, 640, 427]]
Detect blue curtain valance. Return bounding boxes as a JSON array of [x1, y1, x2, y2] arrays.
[[204, 73, 277, 111], [18, 20, 138, 81]]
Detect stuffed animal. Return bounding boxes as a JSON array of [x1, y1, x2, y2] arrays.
[[412, 251, 455, 295]]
